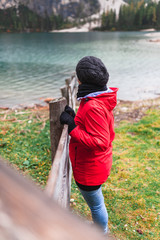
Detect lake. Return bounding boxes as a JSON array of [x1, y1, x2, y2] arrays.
[[0, 31, 160, 107]]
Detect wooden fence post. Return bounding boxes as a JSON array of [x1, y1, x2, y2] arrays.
[[65, 78, 72, 86], [49, 97, 67, 162], [47, 77, 77, 207], [60, 86, 69, 104], [65, 77, 77, 110]]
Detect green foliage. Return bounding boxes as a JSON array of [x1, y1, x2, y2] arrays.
[[101, 1, 160, 31], [124, 0, 152, 4], [0, 5, 71, 32], [0, 0, 100, 32], [101, 10, 116, 31], [0, 108, 51, 185]]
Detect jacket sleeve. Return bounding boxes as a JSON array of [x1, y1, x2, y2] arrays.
[[69, 107, 110, 151]]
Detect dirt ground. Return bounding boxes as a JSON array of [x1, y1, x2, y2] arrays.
[[0, 97, 160, 126], [114, 97, 160, 127]]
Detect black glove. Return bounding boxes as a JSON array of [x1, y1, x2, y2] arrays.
[[64, 105, 76, 119], [60, 111, 76, 133]]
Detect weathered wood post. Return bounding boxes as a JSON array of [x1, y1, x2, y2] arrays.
[[47, 97, 72, 208], [47, 77, 77, 208], [49, 97, 67, 162], [60, 86, 69, 104], [65, 77, 77, 110]]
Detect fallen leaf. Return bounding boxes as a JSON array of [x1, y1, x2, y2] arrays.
[[44, 98, 55, 103], [146, 167, 152, 171], [136, 229, 143, 235], [139, 215, 145, 221], [0, 130, 8, 135], [2, 118, 17, 122]]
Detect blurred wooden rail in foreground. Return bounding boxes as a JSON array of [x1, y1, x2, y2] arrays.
[[0, 157, 106, 240]]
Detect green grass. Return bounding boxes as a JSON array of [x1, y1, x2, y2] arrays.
[[0, 108, 51, 185], [71, 108, 160, 240], [0, 106, 160, 239]]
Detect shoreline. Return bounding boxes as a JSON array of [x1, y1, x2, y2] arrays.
[[1, 97, 160, 126], [51, 21, 102, 33], [145, 31, 160, 44], [0, 96, 160, 110], [114, 96, 160, 127], [0, 96, 160, 111], [51, 28, 160, 43], [51, 26, 159, 33]]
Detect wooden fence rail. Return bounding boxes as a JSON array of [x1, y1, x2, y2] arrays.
[[45, 75, 77, 207], [0, 157, 106, 240]]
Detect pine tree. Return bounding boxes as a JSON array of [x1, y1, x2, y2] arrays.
[[156, 2, 160, 29]]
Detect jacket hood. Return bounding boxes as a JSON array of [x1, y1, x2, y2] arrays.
[[87, 87, 118, 111]]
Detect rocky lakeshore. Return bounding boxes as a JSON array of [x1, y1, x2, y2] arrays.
[[145, 31, 160, 44]]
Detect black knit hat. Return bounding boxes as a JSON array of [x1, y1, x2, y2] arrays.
[[76, 56, 109, 87]]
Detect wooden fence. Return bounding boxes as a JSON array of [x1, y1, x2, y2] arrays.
[[45, 75, 77, 208], [0, 157, 107, 240], [0, 74, 116, 240]]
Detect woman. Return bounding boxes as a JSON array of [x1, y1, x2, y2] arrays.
[[60, 56, 118, 233]]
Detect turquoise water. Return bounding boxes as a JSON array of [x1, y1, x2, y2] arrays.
[[0, 32, 160, 107]]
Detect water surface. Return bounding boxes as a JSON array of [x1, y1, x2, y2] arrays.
[[0, 32, 160, 107]]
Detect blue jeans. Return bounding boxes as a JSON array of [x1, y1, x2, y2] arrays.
[[79, 187, 108, 233]]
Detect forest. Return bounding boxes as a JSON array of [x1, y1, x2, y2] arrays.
[[0, 0, 99, 32], [0, 5, 69, 32], [101, 0, 160, 31], [0, 1, 160, 32]]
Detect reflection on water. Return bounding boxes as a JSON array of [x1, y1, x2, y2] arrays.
[[0, 32, 160, 107]]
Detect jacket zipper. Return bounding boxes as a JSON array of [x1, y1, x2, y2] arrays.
[[75, 146, 77, 167]]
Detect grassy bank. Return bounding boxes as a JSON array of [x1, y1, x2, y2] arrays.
[[71, 104, 160, 240], [0, 100, 160, 239], [0, 106, 51, 186]]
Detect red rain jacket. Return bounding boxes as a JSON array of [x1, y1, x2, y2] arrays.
[[69, 87, 118, 186]]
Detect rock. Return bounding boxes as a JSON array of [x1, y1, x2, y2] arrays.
[[136, 229, 143, 235], [0, 107, 9, 110], [121, 107, 128, 112], [44, 98, 56, 104], [149, 39, 160, 43]]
